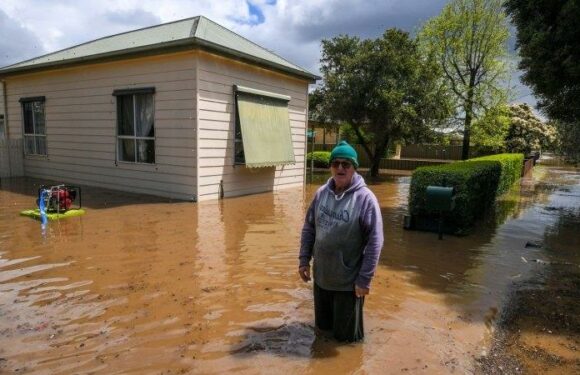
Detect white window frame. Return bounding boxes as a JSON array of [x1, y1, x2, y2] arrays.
[[113, 88, 156, 165], [20, 96, 47, 156]]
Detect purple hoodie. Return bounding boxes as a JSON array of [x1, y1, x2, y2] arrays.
[[299, 173, 384, 291]]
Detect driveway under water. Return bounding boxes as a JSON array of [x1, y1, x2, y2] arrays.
[[0, 163, 578, 374]]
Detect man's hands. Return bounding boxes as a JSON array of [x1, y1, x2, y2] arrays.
[[355, 285, 369, 298], [298, 265, 311, 282]]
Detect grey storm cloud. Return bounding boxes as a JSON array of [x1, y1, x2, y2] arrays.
[[280, 0, 448, 43], [0, 9, 46, 67]]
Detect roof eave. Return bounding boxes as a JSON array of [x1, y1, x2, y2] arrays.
[[0, 38, 320, 83], [193, 38, 320, 83]]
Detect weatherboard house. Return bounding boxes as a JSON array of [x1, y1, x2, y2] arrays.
[[0, 16, 317, 201]]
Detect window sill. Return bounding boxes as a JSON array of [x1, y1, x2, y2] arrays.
[[115, 161, 158, 171], [24, 154, 49, 160]]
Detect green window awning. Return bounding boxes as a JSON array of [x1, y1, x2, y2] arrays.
[[235, 86, 295, 168]]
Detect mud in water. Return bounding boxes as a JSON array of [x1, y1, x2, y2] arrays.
[[0, 162, 578, 374]]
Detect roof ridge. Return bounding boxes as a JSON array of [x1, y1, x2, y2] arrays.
[[197, 16, 310, 72], [1, 16, 201, 70]]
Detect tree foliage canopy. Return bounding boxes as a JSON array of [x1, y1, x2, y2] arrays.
[[318, 29, 452, 176], [420, 0, 510, 159], [505, 0, 580, 123], [471, 104, 510, 149], [505, 103, 557, 154]]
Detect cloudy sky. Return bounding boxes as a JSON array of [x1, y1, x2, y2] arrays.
[[0, 0, 534, 104]]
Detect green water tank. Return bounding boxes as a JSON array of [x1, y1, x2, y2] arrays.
[[425, 186, 456, 212]]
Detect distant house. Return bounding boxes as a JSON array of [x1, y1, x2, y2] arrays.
[[308, 120, 340, 150], [0, 16, 318, 201]]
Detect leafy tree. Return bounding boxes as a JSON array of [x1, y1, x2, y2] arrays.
[[471, 104, 510, 149], [505, 0, 580, 124], [420, 0, 510, 160], [505, 103, 557, 154], [318, 29, 452, 176], [553, 121, 580, 164]]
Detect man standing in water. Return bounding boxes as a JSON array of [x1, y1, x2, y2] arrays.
[[299, 141, 384, 342]]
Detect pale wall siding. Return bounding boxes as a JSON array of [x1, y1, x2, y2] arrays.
[[5, 52, 197, 200], [0, 81, 24, 177], [196, 51, 308, 201]]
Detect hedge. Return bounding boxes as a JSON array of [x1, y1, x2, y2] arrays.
[[409, 160, 501, 230], [409, 153, 524, 232], [469, 153, 524, 195], [306, 151, 331, 168]]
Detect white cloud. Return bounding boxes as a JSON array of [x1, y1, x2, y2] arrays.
[[0, 0, 537, 107], [0, 0, 445, 72]]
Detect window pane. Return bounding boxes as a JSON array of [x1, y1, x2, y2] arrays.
[[234, 140, 245, 164], [135, 94, 154, 137], [24, 135, 35, 154], [33, 102, 45, 135], [136, 139, 155, 164], [117, 95, 134, 136], [35, 136, 47, 155], [23, 102, 34, 134], [118, 139, 135, 162]]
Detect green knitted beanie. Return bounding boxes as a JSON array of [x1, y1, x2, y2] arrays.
[[330, 140, 359, 168]]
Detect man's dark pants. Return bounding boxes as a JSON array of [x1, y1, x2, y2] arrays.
[[313, 283, 364, 342]]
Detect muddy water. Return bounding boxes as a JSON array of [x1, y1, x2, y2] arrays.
[[0, 164, 578, 374]]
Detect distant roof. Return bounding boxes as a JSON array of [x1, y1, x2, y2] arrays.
[[0, 16, 319, 82]]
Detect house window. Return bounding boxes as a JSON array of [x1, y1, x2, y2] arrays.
[[20, 96, 47, 155], [113, 88, 155, 164], [233, 85, 295, 168]]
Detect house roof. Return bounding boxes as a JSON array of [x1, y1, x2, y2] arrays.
[[0, 16, 319, 82]]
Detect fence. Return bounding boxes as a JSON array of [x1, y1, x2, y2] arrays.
[[400, 144, 463, 160], [306, 143, 502, 170]]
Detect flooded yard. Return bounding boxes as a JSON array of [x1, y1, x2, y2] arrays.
[[0, 163, 578, 374]]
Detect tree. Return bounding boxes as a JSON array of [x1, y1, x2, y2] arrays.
[[420, 0, 510, 160], [471, 104, 510, 149], [318, 29, 452, 176], [505, 103, 557, 154], [553, 120, 580, 164], [505, 0, 580, 124]]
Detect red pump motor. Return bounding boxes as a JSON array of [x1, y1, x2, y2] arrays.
[[37, 185, 81, 212]]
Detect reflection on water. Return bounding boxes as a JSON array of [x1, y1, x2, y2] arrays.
[[0, 165, 578, 374]]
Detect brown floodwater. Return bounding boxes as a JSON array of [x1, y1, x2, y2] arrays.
[[0, 162, 578, 374]]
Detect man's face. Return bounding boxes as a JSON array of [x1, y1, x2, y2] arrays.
[[330, 158, 355, 189]]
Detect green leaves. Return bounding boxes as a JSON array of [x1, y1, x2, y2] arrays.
[[419, 0, 510, 159], [318, 28, 452, 175], [505, 0, 580, 124]]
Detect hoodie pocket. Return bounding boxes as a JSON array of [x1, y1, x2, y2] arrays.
[[314, 247, 356, 288]]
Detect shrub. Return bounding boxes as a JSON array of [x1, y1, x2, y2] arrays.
[[409, 153, 524, 232], [306, 151, 331, 168], [470, 153, 524, 195], [409, 160, 501, 230]]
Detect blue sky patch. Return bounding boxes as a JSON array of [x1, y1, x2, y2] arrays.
[[230, 1, 266, 25], [246, 1, 265, 24]]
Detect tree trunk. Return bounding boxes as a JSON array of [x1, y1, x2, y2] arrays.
[[370, 136, 390, 177], [462, 82, 475, 160], [462, 107, 472, 160]]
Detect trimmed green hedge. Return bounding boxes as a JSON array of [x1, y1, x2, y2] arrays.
[[469, 153, 524, 195], [409, 153, 525, 231], [306, 151, 331, 168]]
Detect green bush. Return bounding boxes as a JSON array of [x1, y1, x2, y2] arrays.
[[470, 153, 524, 195], [409, 153, 524, 231], [409, 161, 501, 230], [306, 151, 332, 168]]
